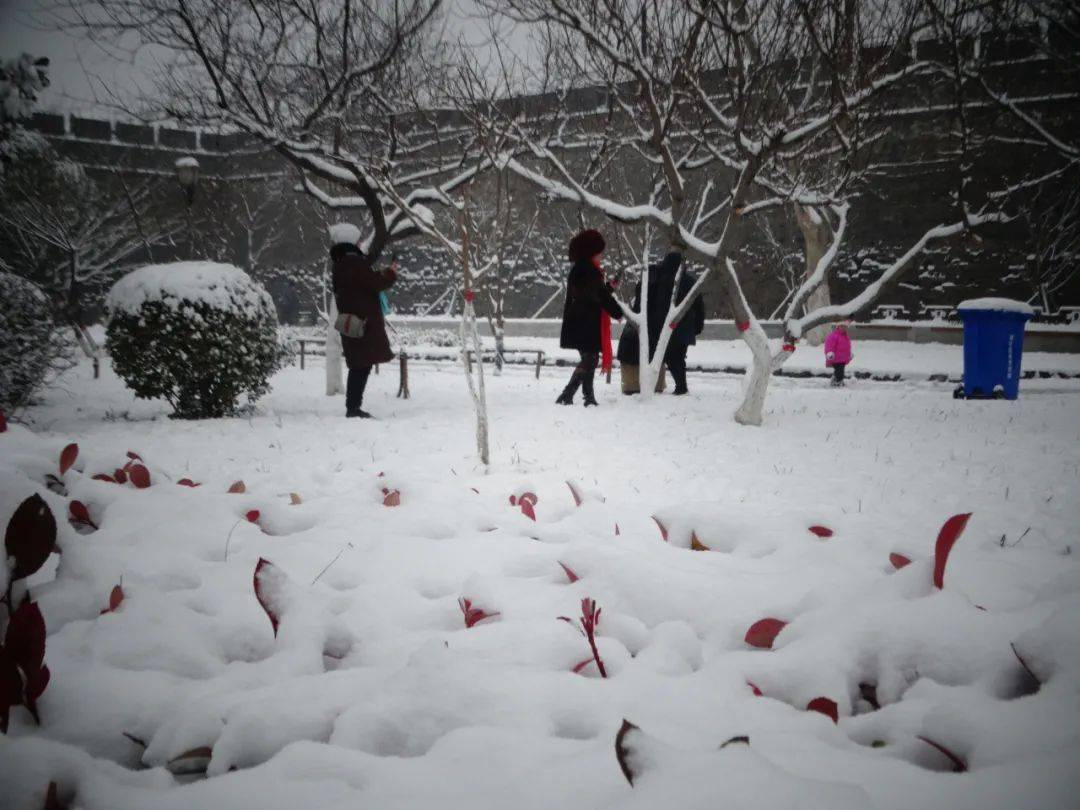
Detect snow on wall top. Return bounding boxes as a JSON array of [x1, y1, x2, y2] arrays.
[[958, 298, 1035, 315], [106, 261, 275, 320]]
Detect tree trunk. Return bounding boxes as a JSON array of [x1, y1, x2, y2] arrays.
[[734, 319, 772, 426], [637, 264, 657, 400], [795, 204, 833, 346], [493, 322, 505, 377], [325, 297, 344, 396]]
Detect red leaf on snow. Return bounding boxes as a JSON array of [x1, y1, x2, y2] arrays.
[[916, 736, 967, 772], [746, 680, 763, 696], [113, 468, 128, 484], [68, 500, 97, 530], [508, 494, 517, 505], [6, 600, 47, 673], [614, 523, 620, 536], [254, 558, 284, 637], [92, 473, 117, 484], [807, 697, 839, 724], [652, 516, 669, 542], [744, 618, 787, 649], [1011, 642, 1041, 687], [228, 480, 246, 494], [566, 481, 583, 507], [458, 597, 499, 628], [614, 719, 642, 786], [519, 491, 538, 507], [382, 489, 401, 507], [520, 500, 536, 521], [44, 781, 68, 810], [690, 531, 709, 551], [558, 561, 580, 583], [889, 552, 912, 570], [126, 451, 142, 462], [177, 478, 201, 488], [933, 513, 972, 589], [0, 648, 23, 733], [5, 494, 57, 580], [245, 510, 261, 524], [59, 443, 78, 475], [127, 464, 151, 489], [100, 585, 124, 615], [808, 525, 834, 538], [571, 658, 594, 674]]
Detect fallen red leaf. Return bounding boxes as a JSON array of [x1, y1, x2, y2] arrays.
[[458, 597, 499, 628], [245, 510, 261, 523], [747, 680, 763, 696], [100, 585, 124, 615], [68, 500, 97, 530], [5, 494, 57, 580], [652, 516, 669, 542], [1011, 642, 1041, 687], [92, 473, 117, 483], [59, 443, 78, 476], [228, 480, 246, 494], [558, 561, 580, 583], [916, 736, 967, 772], [177, 478, 201, 488], [519, 491, 538, 507], [614, 523, 620, 536], [127, 464, 151, 489], [254, 558, 284, 637], [808, 525, 834, 538], [933, 513, 972, 589], [571, 658, 593, 674], [807, 697, 839, 724], [690, 531, 709, 551], [614, 719, 641, 786], [520, 500, 536, 521], [126, 451, 142, 462], [382, 489, 401, 507], [566, 481, 583, 507], [889, 552, 912, 570], [744, 618, 787, 649]]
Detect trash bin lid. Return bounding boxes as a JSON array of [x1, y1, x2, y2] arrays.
[[957, 297, 1034, 315]]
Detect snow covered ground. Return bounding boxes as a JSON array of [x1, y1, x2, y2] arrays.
[[2, 355, 1079, 809]]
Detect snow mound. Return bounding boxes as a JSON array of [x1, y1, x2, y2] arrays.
[[106, 261, 275, 320]]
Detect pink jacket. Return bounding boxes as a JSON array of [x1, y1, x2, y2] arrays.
[[824, 328, 852, 366]]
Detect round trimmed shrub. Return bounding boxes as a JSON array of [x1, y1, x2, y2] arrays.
[[105, 261, 289, 419], [0, 271, 72, 412]]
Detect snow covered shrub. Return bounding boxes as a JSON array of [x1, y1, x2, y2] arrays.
[[0, 271, 72, 411], [105, 262, 288, 419]]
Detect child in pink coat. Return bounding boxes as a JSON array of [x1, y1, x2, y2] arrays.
[[824, 322, 853, 387]]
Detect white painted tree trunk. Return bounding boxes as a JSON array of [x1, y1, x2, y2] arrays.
[[734, 319, 773, 426], [461, 302, 490, 466], [325, 298, 344, 396], [493, 324, 505, 377], [636, 264, 656, 400]]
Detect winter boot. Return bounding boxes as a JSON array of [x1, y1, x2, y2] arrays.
[[581, 373, 599, 407], [556, 373, 583, 405]]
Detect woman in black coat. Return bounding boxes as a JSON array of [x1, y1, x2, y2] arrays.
[[330, 238, 397, 418], [557, 229, 623, 406]]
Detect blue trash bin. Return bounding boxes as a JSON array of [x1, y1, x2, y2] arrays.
[[956, 298, 1034, 400]]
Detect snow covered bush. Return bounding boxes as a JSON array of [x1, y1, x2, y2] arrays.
[[105, 262, 288, 419], [0, 271, 72, 411]]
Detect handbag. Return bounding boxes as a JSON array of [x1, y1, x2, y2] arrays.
[[334, 312, 366, 338]]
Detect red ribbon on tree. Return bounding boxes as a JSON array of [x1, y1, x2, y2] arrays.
[[736, 320, 750, 332]]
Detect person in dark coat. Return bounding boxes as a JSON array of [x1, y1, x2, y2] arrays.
[[615, 251, 704, 395], [557, 229, 623, 406], [330, 231, 397, 418], [649, 252, 704, 395]]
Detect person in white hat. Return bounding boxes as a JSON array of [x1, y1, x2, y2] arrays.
[[328, 224, 398, 417]]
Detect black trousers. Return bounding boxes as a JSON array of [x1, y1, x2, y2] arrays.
[[666, 344, 688, 392], [832, 363, 846, 384], [346, 365, 372, 413]]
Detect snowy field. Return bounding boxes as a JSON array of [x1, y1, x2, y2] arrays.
[[2, 355, 1079, 809]]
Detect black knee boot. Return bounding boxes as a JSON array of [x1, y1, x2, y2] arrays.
[[556, 371, 583, 405], [581, 370, 598, 407]]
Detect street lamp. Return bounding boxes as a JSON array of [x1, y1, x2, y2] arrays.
[[174, 156, 200, 259]]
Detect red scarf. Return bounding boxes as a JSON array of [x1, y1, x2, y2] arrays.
[[593, 256, 613, 373]]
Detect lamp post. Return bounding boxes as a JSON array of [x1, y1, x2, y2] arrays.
[[174, 156, 200, 259]]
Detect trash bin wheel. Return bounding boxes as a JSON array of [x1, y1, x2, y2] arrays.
[[953, 385, 965, 400]]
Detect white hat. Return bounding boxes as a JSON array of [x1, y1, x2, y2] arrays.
[[328, 222, 361, 245]]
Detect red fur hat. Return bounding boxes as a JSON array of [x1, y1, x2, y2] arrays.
[[568, 229, 605, 262]]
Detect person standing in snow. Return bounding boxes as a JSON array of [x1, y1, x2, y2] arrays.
[[824, 321, 853, 387], [329, 224, 397, 418], [647, 251, 704, 396], [556, 229, 623, 406]]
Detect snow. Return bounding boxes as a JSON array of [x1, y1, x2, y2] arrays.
[[328, 223, 361, 246], [1, 354, 1078, 809], [105, 262, 275, 321], [173, 156, 199, 169], [958, 298, 1036, 315]]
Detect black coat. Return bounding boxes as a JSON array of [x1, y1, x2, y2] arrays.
[[559, 258, 623, 352], [616, 253, 705, 364], [331, 247, 396, 368]]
